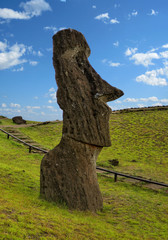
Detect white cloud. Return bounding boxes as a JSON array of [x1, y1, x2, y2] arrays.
[[125, 45, 168, 86], [46, 106, 53, 109], [0, 41, 7, 51], [95, 13, 110, 21], [10, 103, 21, 108], [148, 47, 159, 53], [29, 60, 38, 66], [132, 10, 138, 16], [26, 106, 40, 109], [130, 52, 160, 67], [114, 4, 120, 8], [152, 102, 162, 107], [0, 0, 51, 21], [95, 13, 120, 25], [92, 5, 96, 9], [0, 42, 27, 70], [110, 18, 120, 24], [0, 8, 30, 20], [140, 97, 159, 102], [115, 100, 122, 104], [12, 66, 24, 72], [128, 10, 138, 20], [32, 106, 40, 109], [113, 41, 119, 47], [27, 46, 43, 56], [20, 0, 51, 17], [0, 20, 8, 24], [0, 108, 22, 114], [46, 48, 52, 52], [108, 61, 121, 67], [45, 88, 57, 102], [148, 9, 158, 16], [125, 47, 138, 56], [44, 26, 57, 33], [147, 96, 159, 102], [37, 50, 43, 57], [163, 61, 168, 66], [102, 59, 121, 67], [123, 96, 167, 104], [51, 108, 57, 112], [160, 51, 168, 59], [49, 87, 55, 92], [0, 41, 43, 70], [2, 103, 7, 107], [162, 44, 168, 49], [27, 46, 34, 54], [102, 59, 107, 64], [136, 68, 168, 86], [44, 26, 66, 34], [50, 92, 56, 100], [160, 99, 168, 104], [124, 98, 139, 103], [44, 105, 57, 112], [46, 88, 57, 103], [137, 104, 146, 108]]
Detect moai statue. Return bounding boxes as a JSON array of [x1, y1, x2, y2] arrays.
[[40, 29, 124, 212]]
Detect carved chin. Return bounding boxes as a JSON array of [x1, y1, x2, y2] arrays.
[[62, 101, 112, 147]]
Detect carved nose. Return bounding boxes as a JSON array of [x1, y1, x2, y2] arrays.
[[94, 78, 124, 103]]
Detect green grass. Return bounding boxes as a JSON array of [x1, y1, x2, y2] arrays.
[[0, 110, 168, 239], [0, 118, 15, 126], [97, 110, 168, 182], [19, 110, 168, 182], [20, 122, 63, 149], [0, 116, 40, 126]]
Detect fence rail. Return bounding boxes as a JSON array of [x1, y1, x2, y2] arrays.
[[1, 127, 168, 188], [96, 167, 168, 187], [0, 128, 48, 153]]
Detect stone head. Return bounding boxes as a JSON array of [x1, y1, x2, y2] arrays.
[[53, 29, 124, 147]]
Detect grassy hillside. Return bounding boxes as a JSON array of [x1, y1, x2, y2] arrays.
[[0, 109, 168, 239], [19, 109, 168, 182], [0, 116, 39, 126]]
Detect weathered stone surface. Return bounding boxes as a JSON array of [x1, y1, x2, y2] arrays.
[[52, 29, 124, 147], [40, 29, 124, 211], [12, 116, 26, 124], [41, 137, 103, 211]]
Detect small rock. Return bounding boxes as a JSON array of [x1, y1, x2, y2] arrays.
[[12, 116, 26, 124], [108, 159, 119, 166]]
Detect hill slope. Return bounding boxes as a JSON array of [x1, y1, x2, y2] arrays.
[[17, 109, 168, 182], [0, 109, 168, 239]]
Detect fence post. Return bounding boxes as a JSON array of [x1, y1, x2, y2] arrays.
[[29, 146, 32, 153], [114, 173, 118, 182], [7, 134, 9, 139]]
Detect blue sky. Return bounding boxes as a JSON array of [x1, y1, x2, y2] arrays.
[[0, 0, 168, 121]]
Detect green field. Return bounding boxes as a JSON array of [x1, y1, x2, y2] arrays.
[[0, 109, 168, 239]]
